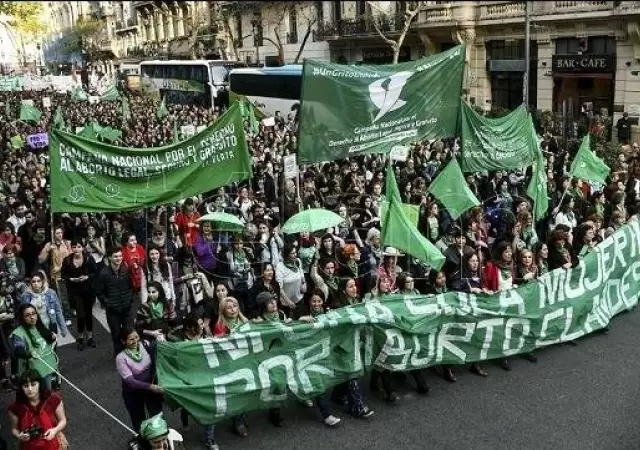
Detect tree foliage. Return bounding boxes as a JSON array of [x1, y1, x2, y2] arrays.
[[60, 17, 105, 59], [0, 1, 45, 38], [368, 1, 425, 64]]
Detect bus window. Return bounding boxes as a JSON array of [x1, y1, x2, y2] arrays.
[[230, 73, 301, 100]]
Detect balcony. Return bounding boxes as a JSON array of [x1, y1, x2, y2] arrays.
[[312, 21, 338, 42], [415, 2, 456, 27], [115, 16, 138, 32], [325, 15, 407, 39]]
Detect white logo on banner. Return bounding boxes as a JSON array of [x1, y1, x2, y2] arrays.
[[368, 71, 413, 122]]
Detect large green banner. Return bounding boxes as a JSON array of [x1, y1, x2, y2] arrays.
[[157, 220, 640, 425], [50, 103, 252, 213], [297, 46, 465, 163], [460, 102, 538, 172]]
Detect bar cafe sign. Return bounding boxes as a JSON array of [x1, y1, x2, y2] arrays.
[[552, 55, 614, 73]]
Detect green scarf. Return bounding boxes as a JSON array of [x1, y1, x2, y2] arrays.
[[325, 275, 338, 291], [124, 344, 143, 363], [149, 300, 164, 320], [263, 311, 280, 322], [346, 260, 359, 278], [226, 317, 243, 331]]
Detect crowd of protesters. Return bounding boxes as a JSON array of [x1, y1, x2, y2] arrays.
[[0, 79, 639, 450]]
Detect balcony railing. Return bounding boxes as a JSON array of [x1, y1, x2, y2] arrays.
[[329, 15, 406, 38], [479, 2, 526, 21], [116, 16, 138, 31], [312, 21, 338, 41], [553, 1, 610, 11]]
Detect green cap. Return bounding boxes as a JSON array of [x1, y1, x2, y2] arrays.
[[140, 413, 169, 440]]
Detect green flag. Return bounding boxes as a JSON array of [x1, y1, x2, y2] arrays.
[[247, 101, 259, 134], [19, 103, 42, 123], [460, 102, 538, 172], [428, 158, 480, 220], [53, 106, 66, 131], [121, 97, 131, 123], [50, 103, 252, 213], [157, 96, 169, 121], [78, 123, 99, 140], [71, 86, 89, 102], [297, 45, 465, 163], [10, 135, 24, 150], [569, 135, 610, 184], [100, 84, 120, 101], [527, 150, 549, 223], [381, 164, 444, 270], [98, 126, 122, 143], [380, 200, 419, 226]]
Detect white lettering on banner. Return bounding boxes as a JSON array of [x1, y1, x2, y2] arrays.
[[498, 289, 525, 315], [436, 322, 474, 363], [213, 368, 256, 417], [202, 333, 264, 369], [564, 264, 586, 300], [503, 318, 530, 356], [364, 302, 396, 324], [346, 307, 368, 325], [375, 329, 412, 371], [353, 327, 375, 373], [582, 294, 608, 334], [295, 339, 333, 394], [476, 318, 504, 360], [456, 292, 479, 314], [539, 270, 566, 308], [535, 308, 566, 347], [403, 293, 447, 316], [258, 356, 298, 402], [410, 333, 435, 367], [560, 307, 583, 342], [583, 259, 603, 292]]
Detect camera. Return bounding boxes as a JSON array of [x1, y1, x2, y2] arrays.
[[24, 424, 43, 439]]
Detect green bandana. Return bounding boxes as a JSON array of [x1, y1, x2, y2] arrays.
[[124, 344, 143, 363], [263, 311, 280, 322], [140, 413, 169, 440], [149, 300, 164, 320]]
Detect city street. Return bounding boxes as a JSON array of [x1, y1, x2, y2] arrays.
[[2, 306, 640, 450]]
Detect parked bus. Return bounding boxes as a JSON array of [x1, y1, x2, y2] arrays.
[[139, 60, 245, 109], [228, 65, 302, 118]]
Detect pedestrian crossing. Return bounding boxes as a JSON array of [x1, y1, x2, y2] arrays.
[[57, 304, 111, 347]]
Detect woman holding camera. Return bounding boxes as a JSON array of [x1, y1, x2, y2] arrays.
[[7, 369, 68, 450]]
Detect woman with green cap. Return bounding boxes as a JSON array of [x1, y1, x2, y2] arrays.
[[128, 413, 184, 450]]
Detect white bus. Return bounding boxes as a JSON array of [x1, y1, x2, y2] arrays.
[[139, 60, 246, 109], [228, 65, 302, 118]]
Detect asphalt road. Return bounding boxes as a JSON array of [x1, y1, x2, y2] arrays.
[[1, 306, 640, 450]]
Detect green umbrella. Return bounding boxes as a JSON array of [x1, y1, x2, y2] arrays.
[[281, 208, 344, 234], [197, 212, 244, 232]]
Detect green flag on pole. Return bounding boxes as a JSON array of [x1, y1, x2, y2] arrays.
[[53, 106, 66, 131], [569, 135, 610, 184], [527, 150, 549, 223], [381, 164, 444, 270], [19, 103, 42, 123], [157, 96, 169, 121], [71, 86, 89, 102], [121, 97, 132, 123], [427, 158, 480, 220], [10, 135, 24, 150], [100, 84, 121, 101]]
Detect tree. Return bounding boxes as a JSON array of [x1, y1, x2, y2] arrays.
[[367, 1, 424, 64], [0, 1, 46, 65], [217, 2, 259, 62], [60, 17, 105, 62]]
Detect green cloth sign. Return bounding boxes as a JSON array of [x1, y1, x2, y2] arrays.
[[569, 135, 610, 184], [19, 103, 42, 123], [527, 148, 549, 223], [380, 200, 419, 226], [297, 46, 465, 163], [50, 103, 252, 213], [460, 102, 538, 172], [428, 158, 480, 220], [381, 164, 445, 270], [100, 84, 121, 101], [157, 220, 640, 424]]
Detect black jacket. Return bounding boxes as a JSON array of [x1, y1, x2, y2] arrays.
[[97, 263, 135, 312]]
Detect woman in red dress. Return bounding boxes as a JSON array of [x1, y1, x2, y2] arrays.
[[8, 369, 68, 450]]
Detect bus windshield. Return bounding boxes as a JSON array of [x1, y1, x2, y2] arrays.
[[229, 66, 302, 118], [140, 62, 211, 107]]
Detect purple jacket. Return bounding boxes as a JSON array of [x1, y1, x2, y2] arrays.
[[193, 234, 218, 272]]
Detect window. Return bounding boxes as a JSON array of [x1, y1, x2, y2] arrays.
[[288, 9, 298, 43], [486, 40, 525, 60], [315, 1, 324, 22], [235, 14, 243, 48], [230, 73, 302, 100]]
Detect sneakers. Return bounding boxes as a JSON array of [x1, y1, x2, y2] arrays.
[[65, 320, 72, 327], [324, 415, 341, 427], [205, 440, 219, 450], [87, 338, 96, 348], [357, 407, 374, 418], [77, 338, 85, 351]]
